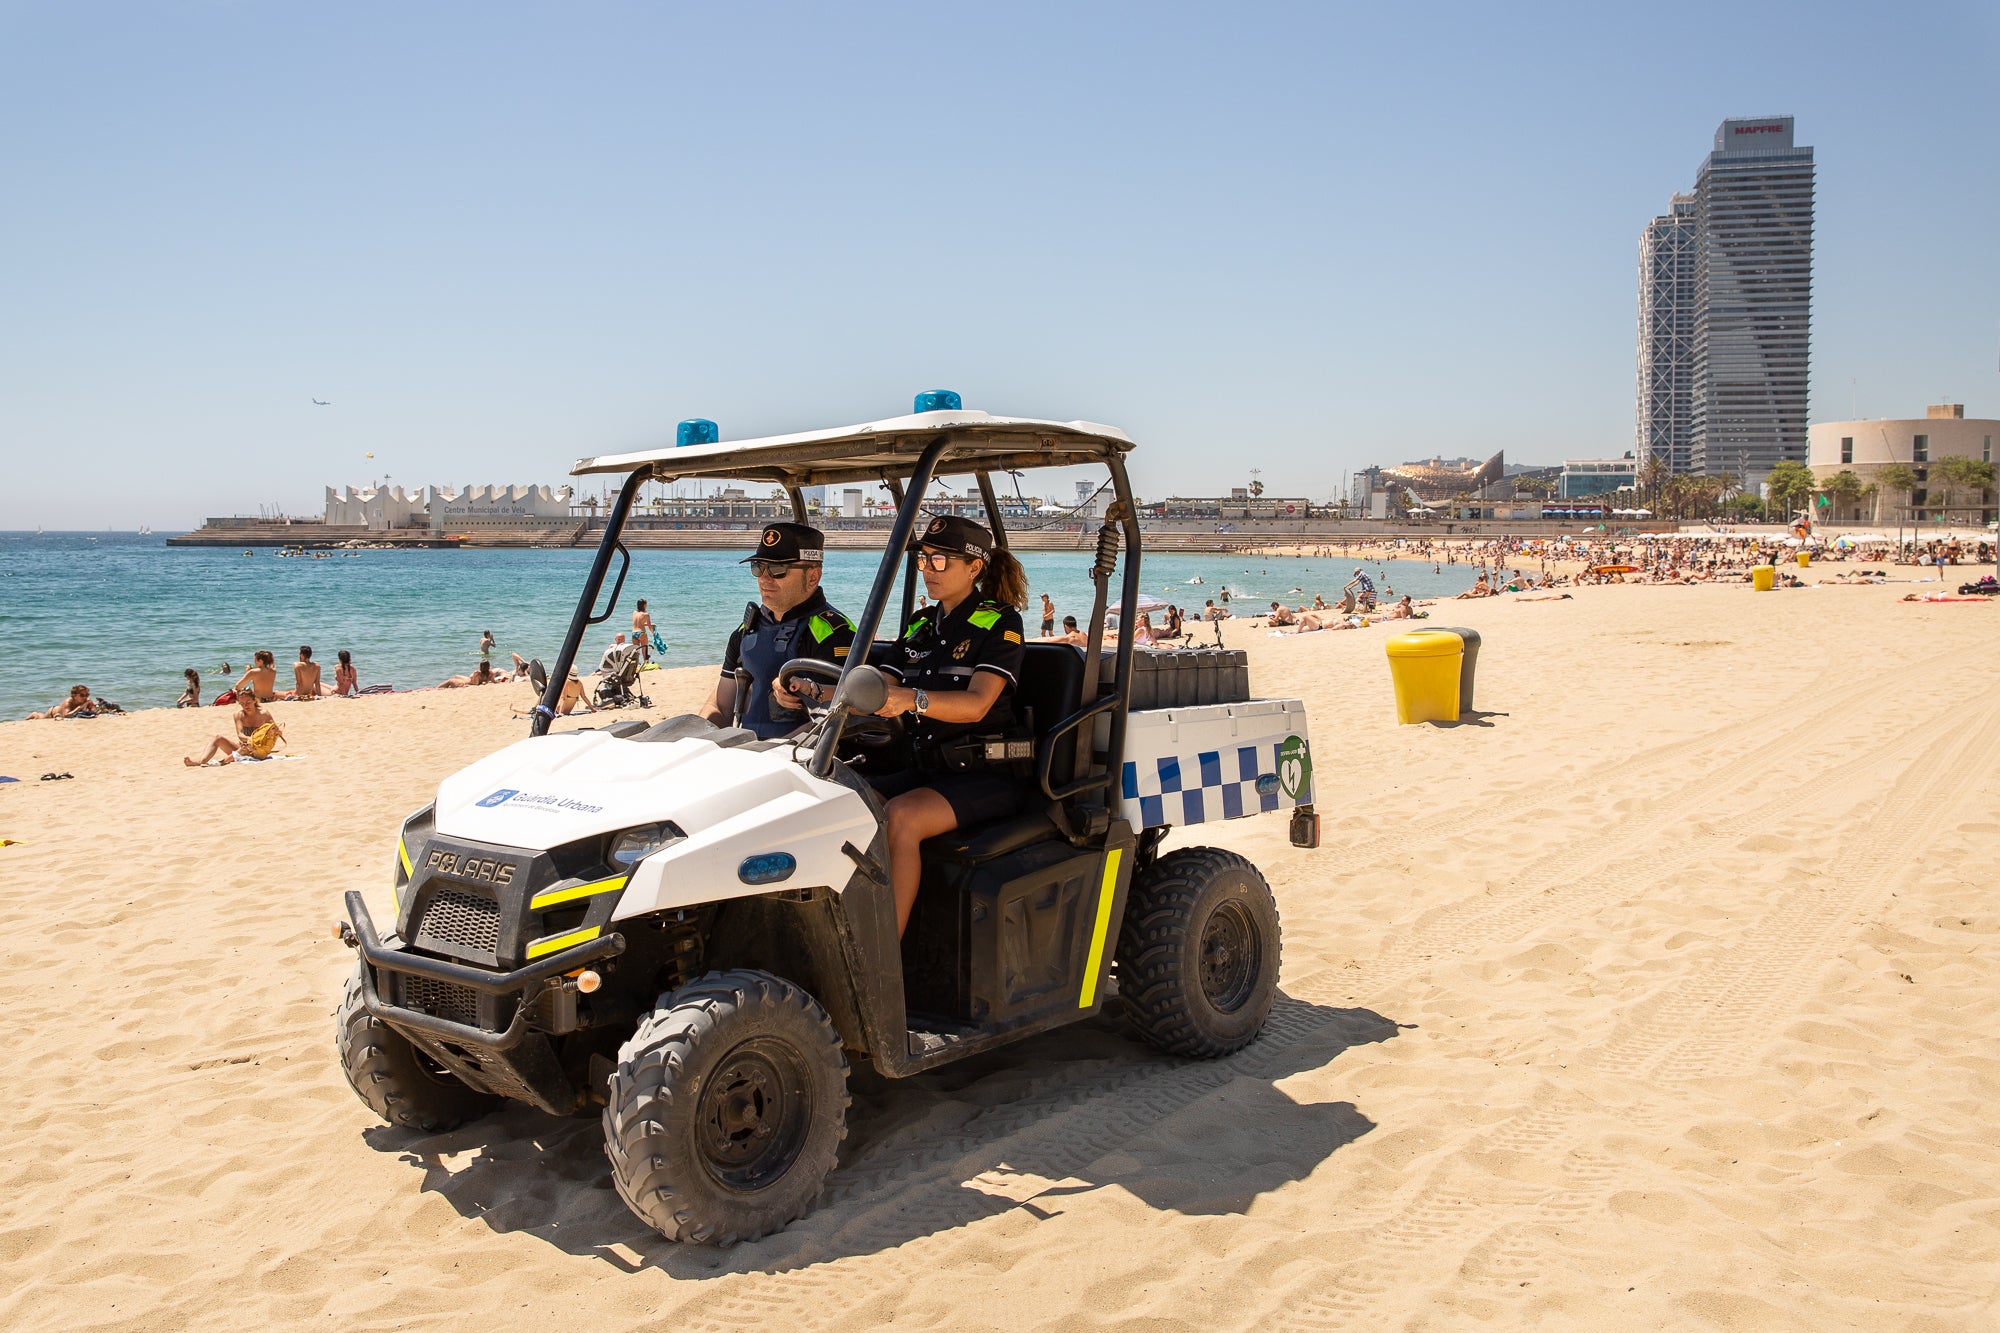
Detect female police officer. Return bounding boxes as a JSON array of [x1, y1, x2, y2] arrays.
[[861, 514, 1031, 936]]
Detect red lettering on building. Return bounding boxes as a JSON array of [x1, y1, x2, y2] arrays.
[[1733, 124, 1786, 135]]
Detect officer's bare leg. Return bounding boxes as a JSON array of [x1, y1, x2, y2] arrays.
[[883, 788, 958, 937]]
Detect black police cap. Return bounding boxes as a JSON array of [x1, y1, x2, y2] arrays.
[[740, 522, 825, 563], [911, 513, 994, 561]]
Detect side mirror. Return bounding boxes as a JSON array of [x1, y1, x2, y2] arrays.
[[833, 664, 888, 716]]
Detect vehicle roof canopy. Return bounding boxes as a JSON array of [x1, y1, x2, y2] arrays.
[[571, 410, 1134, 488]]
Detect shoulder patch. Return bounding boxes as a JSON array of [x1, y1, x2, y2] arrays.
[[968, 608, 1001, 630], [1003, 629, 1021, 643], [808, 614, 835, 642]]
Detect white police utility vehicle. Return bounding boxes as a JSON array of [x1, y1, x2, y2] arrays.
[[335, 393, 1318, 1244]]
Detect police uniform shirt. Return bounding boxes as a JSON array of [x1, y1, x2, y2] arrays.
[[720, 587, 855, 736], [882, 597, 1026, 745]]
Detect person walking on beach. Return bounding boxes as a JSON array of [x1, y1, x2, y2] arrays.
[[184, 692, 283, 766], [1040, 592, 1055, 638], [699, 522, 855, 739], [633, 599, 656, 664]]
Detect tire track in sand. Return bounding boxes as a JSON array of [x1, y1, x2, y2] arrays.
[[1269, 702, 2000, 1329], [667, 701, 1981, 1326]]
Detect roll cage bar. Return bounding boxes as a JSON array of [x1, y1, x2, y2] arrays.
[[532, 437, 1143, 825]]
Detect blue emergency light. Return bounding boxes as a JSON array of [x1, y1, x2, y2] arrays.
[[913, 389, 961, 413], [677, 419, 719, 447]]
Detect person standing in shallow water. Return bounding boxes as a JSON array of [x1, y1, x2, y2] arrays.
[[1040, 592, 1055, 638], [633, 599, 656, 664]]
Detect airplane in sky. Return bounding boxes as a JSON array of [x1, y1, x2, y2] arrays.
[[312, 398, 331, 406]]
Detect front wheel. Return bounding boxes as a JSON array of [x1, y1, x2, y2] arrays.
[[1115, 847, 1282, 1058], [336, 961, 499, 1132], [603, 969, 850, 1245]]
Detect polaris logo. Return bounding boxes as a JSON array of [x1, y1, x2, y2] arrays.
[[426, 849, 517, 885], [477, 789, 519, 808]]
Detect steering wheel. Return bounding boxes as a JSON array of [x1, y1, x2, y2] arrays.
[[775, 660, 899, 747]]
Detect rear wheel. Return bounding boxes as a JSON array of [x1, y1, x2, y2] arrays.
[[603, 969, 850, 1245], [336, 961, 499, 1132], [1115, 847, 1281, 1058]]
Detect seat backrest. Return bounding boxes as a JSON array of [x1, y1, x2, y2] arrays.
[[864, 638, 1086, 787], [1015, 643, 1085, 788]]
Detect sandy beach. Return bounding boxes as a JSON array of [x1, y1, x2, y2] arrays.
[[3, 578, 1997, 1330]]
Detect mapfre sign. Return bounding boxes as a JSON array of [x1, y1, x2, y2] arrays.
[[1733, 123, 1787, 135]]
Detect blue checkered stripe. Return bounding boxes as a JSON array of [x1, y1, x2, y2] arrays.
[[1121, 739, 1311, 829]]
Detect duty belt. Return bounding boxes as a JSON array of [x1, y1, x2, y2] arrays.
[[912, 733, 1035, 773]]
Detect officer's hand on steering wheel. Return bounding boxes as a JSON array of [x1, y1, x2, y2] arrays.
[[774, 676, 819, 710], [872, 687, 918, 718]]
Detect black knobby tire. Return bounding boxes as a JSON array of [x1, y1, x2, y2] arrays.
[[336, 961, 499, 1132], [1114, 847, 1282, 1058], [603, 969, 850, 1245]]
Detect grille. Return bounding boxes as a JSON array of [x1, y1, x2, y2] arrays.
[[401, 975, 480, 1028], [414, 887, 501, 956]]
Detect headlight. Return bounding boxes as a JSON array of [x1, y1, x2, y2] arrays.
[[609, 822, 684, 868]]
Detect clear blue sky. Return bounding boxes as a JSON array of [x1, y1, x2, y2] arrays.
[[2, 1, 1993, 528]]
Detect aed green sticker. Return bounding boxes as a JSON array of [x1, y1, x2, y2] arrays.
[[1278, 735, 1312, 799]]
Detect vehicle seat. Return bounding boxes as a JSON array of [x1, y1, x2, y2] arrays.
[[864, 639, 1085, 790]]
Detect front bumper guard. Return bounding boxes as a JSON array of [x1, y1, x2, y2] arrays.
[[341, 889, 625, 1054]]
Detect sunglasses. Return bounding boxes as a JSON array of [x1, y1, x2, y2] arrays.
[[916, 550, 966, 572], [749, 560, 806, 577]]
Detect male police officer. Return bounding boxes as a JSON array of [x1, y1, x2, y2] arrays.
[[698, 522, 856, 739]]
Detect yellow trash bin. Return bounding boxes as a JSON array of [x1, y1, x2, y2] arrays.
[[1796, 550, 1810, 567], [1385, 630, 1464, 725], [1752, 565, 1776, 591]]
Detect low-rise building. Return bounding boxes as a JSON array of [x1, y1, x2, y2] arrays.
[[324, 485, 423, 531], [1558, 458, 1638, 500], [1808, 405, 1997, 524]]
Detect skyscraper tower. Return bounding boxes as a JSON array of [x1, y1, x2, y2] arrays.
[[1688, 116, 1815, 483], [1636, 193, 1698, 474]]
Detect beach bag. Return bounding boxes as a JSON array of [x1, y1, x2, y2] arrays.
[[213, 690, 237, 706], [244, 723, 281, 759]]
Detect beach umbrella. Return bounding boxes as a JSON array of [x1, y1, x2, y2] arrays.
[[1106, 594, 1169, 617]]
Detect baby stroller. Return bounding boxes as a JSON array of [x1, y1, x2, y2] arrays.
[[593, 644, 650, 709]]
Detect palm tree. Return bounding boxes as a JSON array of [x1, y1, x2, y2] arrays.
[[1930, 455, 1996, 523], [1876, 463, 1920, 523], [1639, 456, 1668, 511], [1820, 470, 1865, 523]]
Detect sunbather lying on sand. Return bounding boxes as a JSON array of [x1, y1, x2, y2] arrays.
[[440, 661, 506, 689], [27, 684, 98, 719]]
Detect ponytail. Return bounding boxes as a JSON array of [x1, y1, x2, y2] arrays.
[[975, 548, 1030, 611]]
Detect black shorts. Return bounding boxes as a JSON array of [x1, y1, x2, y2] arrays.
[[868, 767, 1025, 827]]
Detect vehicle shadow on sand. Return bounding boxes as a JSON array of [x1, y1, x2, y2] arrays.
[[363, 992, 1400, 1276]]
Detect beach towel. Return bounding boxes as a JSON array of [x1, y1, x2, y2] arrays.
[[357, 684, 394, 696], [652, 630, 668, 655]]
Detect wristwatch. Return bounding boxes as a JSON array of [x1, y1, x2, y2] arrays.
[[912, 688, 930, 717]]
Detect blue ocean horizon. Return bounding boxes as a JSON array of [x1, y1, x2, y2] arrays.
[[0, 532, 1478, 718]]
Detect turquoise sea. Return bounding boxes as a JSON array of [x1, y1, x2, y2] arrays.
[[0, 533, 1479, 718]]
